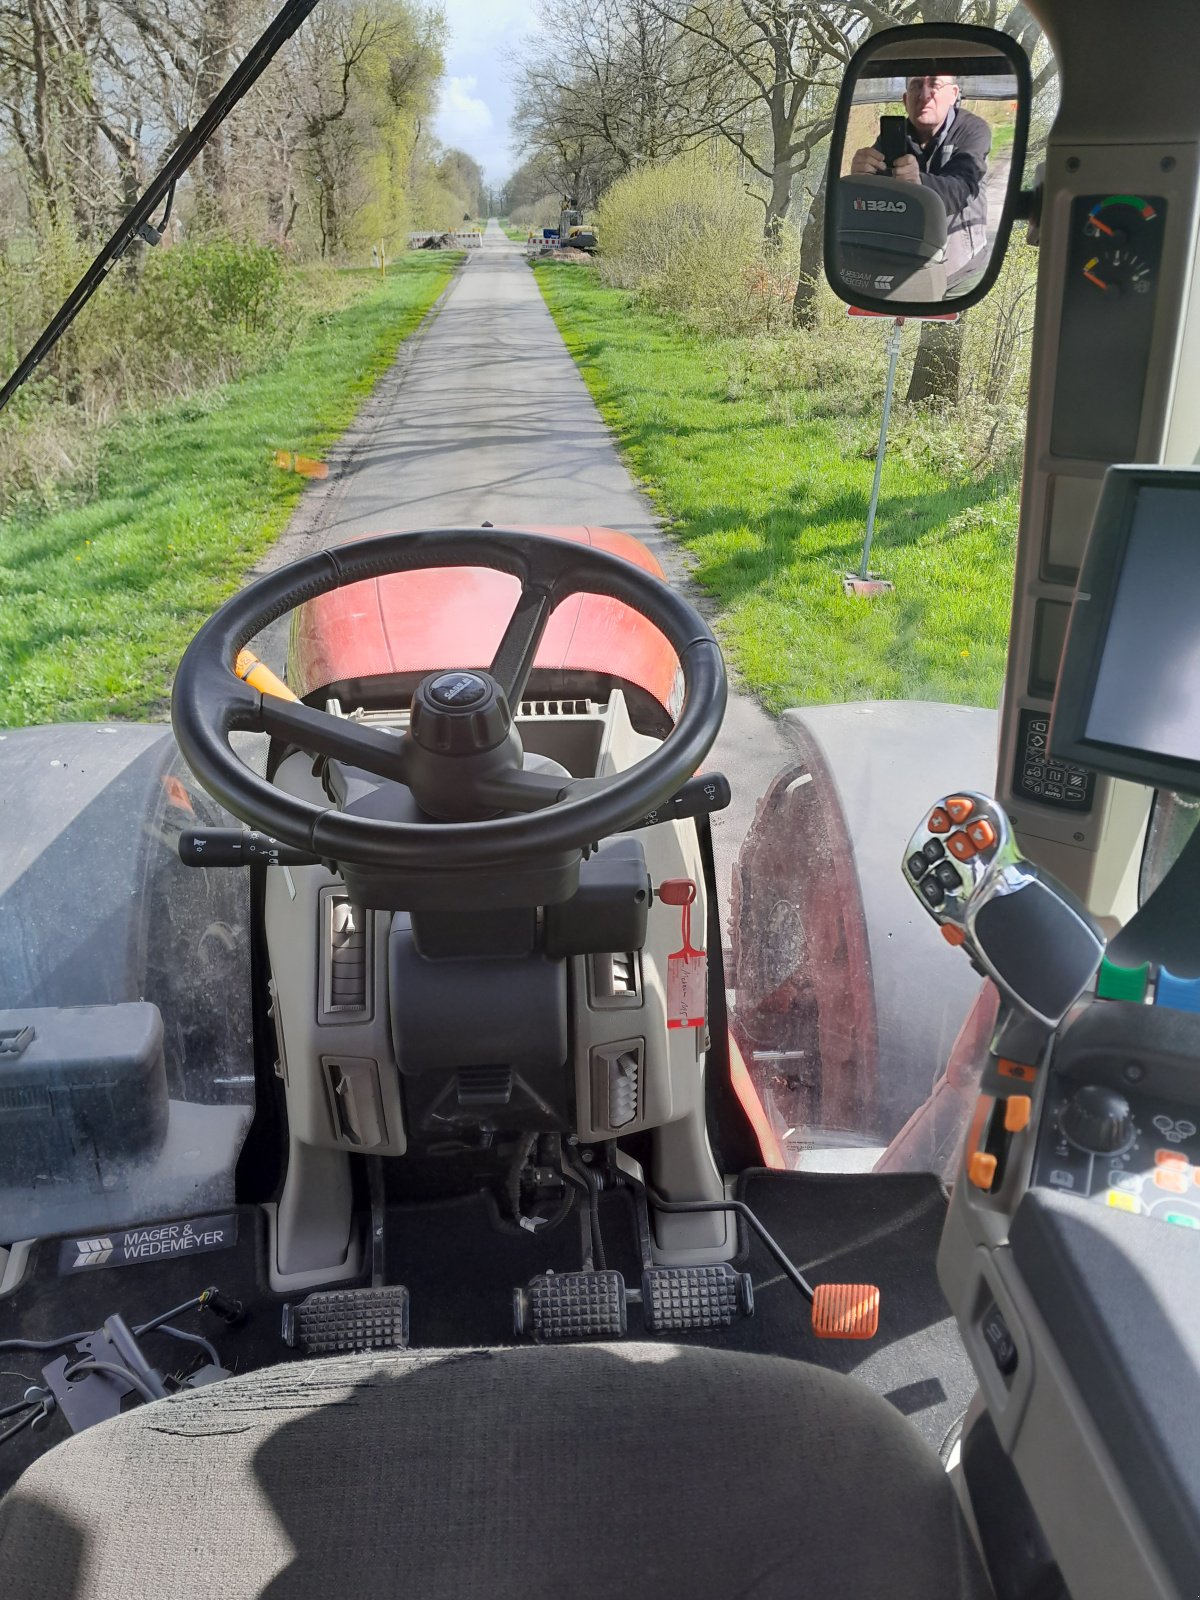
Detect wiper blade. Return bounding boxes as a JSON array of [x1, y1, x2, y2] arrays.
[[0, 0, 321, 417]]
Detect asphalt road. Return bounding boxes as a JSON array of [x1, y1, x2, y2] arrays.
[[258, 218, 785, 923]]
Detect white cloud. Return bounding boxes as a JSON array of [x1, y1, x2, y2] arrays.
[[439, 75, 494, 143], [432, 1, 542, 179]]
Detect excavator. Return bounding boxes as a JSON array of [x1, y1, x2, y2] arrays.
[[1, 5, 1198, 1598]]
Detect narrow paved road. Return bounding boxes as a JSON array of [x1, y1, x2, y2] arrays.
[[260, 219, 785, 918]]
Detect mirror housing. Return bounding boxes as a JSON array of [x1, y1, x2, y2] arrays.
[[823, 24, 1032, 316]]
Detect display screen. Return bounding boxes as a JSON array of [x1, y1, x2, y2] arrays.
[[1085, 486, 1200, 766]]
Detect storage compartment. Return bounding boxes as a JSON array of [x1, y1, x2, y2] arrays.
[[0, 1003, 168, 1180]]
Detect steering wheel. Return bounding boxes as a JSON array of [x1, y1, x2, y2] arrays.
[[172, 529, 726, 885]]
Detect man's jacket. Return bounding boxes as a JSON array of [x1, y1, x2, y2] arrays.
[[875, 105, 992, 283]]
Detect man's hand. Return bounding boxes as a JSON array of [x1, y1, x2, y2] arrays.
[[891, 154, 921, 184], [850, 147, 886, 176]]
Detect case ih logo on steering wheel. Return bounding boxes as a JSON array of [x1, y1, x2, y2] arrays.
[[853, 197, 908, 213]]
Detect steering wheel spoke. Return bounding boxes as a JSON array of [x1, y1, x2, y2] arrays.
[[489, 581, 558, 706], [253, 692, 413, 785]]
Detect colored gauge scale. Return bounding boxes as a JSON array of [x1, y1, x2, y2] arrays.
[[1082, 196, 1157, 296]]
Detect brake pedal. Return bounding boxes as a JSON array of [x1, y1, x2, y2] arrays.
[[282, 1286, 411, 1354], [641, 1263, 754, 1332], [513, 1270, 627, 1341]]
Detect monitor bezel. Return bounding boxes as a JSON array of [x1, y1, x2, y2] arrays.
[[1050, 464, 1200, 796]]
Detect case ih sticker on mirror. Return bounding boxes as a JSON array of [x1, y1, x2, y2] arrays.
[[59, 1213, 239, 1274], [659, 879, 707, 1030]]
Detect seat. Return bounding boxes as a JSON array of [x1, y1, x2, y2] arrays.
[[0, 1343, 991, 1600]]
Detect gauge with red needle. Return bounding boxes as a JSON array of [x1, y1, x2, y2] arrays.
[[1082, 195, 1158, 296]]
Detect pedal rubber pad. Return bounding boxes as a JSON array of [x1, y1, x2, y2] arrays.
[[641, 1263, 754, 1331], [282, 1286, 411, 1354], [514, 1271, 627, 1340], [811, 1283, 880, 1340]]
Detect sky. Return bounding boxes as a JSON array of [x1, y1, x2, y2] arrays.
[[432, 0, 541, 187]]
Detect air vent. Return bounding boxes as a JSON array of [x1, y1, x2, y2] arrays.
[[517, 699, 593, 718], [588, 950, 643, 1009], [320, 891, 371, 1019], [456, 1065, 514, 1107], [590, 1040, 644, 1131]]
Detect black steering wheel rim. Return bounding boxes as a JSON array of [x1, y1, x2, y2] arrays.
[[171, 528, 727, 871]]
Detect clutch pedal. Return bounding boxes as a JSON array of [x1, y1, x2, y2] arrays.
[[282, 1286, 411, 1354], [641, 1263, 754, 1332], [514, 1270, 627, 1341]]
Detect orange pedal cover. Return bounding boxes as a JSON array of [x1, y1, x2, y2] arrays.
[[812, 1283, 880, 1340]]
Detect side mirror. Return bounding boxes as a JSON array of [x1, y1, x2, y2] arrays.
[[824, 24, 1031, 315]]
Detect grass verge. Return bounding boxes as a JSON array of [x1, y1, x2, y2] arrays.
[[533, 260, 1018, 712], [0, 253, 459, 726]]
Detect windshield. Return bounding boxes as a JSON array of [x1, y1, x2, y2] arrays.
[[0, 2, 1059, 1197]]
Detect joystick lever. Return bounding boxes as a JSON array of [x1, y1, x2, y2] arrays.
[[903, 791, 1106, 1028]]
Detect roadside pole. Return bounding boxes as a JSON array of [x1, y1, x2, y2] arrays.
[[859, 316, 905, 581], [842, 306, 960, 598]]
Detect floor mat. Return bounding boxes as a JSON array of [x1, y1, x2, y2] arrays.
[[381, 1169, 975, 1453], [1, 1171, 974, 1494], [0, 1207, 294, 1495], [696, 1169, 977, 1455]]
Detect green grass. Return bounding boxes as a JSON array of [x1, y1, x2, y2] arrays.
[[532, 261, 1018, 711], [0, 253, 459, 727]]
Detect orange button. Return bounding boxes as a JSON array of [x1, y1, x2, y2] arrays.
[[945, 796, 974, 824], [1155, 1167, 1190, 1194], [998, 1059, 1037, 1082], [1004, 1094, 1032, 1133], [967, 819, 996, 851], [941, 924, 966, 946], [968, 1150, 998, 1191], [947, 831, 977, 862], [1156, 1149, 1188, 1168], [928, 807, 951, 834]]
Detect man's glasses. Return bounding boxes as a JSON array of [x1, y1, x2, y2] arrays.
[[907, 77, 957, 94]]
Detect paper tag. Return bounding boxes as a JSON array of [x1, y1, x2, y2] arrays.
[[667, 949, 707, 1030]]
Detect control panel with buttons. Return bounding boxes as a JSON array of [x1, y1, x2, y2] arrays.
[[903, 790, 1106, 1027], [1012, 708, 1095, 812], [1032, 1074, 1200, 1229]]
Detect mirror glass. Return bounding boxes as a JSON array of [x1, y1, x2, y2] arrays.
[[830, 39, 1023, 305]]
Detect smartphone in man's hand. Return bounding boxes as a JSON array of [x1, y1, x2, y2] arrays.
[[878, 115, 908, 167]]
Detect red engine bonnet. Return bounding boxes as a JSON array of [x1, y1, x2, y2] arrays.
[[289, 526, 681, 712]]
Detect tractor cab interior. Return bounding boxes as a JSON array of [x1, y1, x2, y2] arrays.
[[3, 5, 1200, 1599]]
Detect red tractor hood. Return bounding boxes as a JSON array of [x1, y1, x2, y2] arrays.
[[289, 526, 681, 714]]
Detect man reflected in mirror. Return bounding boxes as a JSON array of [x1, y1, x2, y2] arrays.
[[851, 71, 992, 287]]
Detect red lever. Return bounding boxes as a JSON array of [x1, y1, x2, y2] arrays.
[[657, 878, 696, 906]]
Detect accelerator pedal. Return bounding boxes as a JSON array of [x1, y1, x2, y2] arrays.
[[514, 1270, 627, 1341], [641, 1264, 754, 1332], [811, 1283, 880, 1340], [282, 1286, 411, 1354]]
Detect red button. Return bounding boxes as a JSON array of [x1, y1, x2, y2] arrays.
[[927, 807, 951, 834], [967, 819, 996, 851], [1155, 1168, 1189, 1195], [945, 796, 974, 824], [1156, 1149, 1188, 1168], [941, 924, 966, 946], [947, 831, 977, 862]]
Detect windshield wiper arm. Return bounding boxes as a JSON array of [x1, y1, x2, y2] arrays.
[[0, 0, 321, 417]]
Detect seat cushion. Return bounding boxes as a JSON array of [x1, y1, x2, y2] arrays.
[[0, 1343, 991, 1600]]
